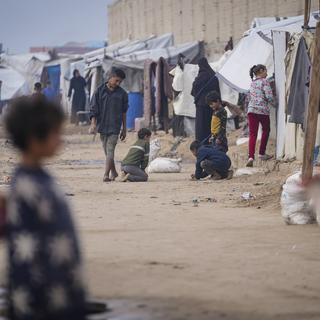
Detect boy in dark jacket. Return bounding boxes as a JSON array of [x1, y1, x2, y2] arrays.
[[190, 141, 232, 180], [121, 128, 151, 182], [206, 91, 228, 153]]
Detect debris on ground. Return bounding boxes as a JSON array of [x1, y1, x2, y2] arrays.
[[234, 168, 261, 177], [241, 192, 255, 201]]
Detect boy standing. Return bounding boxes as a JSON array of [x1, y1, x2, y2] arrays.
[[206, 91, 228, 153], [121, 128, 151, 182], [89, 68, 128, 182], [190, 141, 232, 180], [42, 81, 56, 102], [5, 97, 86, 320]]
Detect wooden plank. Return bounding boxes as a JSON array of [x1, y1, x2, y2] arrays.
[[302, 22, 320, 182], [304, 0, 310, 29]]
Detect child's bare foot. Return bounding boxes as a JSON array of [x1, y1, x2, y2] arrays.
[[120, 172, 130, 182]]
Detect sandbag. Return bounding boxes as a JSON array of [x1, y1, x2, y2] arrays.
[[280, 172, 317, 225], [148, 157, 182, 173]]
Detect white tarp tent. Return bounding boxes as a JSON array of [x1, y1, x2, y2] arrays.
[[171, 51, 239, 118], [217, 11, 319, 93], [0, 52, 51, 97], [0, 67, 29, 100]]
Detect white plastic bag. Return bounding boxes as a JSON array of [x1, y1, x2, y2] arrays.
[[280, 172, 317, 225], [149, 139, 161, 162], [147, 158, 182, 173]]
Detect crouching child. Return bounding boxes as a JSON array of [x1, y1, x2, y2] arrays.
[[121, 128, 151, 182], [190, 141, 232, 180], [4, 97, 86, 320]]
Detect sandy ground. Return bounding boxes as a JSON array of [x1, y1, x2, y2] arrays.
[[0, 126, 320, 320]]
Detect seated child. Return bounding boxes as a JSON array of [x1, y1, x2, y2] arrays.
[[4, 97, 86, 320], [190, 140, 232, 180], [121, 128, 151, 182], [206, 91, 228, 153]]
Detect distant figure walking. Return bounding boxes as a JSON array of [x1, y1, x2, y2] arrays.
[[246, 64, 275, 167], [32, 82, 46, 100], [191, 57, 221, 144], [68, 69, 87, 124], [42, 81, 56, 102]]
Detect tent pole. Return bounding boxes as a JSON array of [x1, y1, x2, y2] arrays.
[[302, 22, 320, 182], [304, 0, 311, 29]]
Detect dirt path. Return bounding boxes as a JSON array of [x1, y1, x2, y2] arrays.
[[0, 129, 320, 319]]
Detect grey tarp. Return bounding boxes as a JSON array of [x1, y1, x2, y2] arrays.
[[287, 37, 311, 125], [101, 42, 201, 92]]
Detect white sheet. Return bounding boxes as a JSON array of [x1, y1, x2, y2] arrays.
[[273, 31, 287, 159], [217, 33, 274, 92]]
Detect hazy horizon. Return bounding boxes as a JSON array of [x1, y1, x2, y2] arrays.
[[0, 0, 114, 54]]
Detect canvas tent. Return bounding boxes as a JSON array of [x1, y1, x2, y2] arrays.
[[217, 11, 320, 160], [217, 11, 319, 92]]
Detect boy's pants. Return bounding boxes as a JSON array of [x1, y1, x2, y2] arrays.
[[121, 165, 148, 182], [248, 113, 270, 159], [100, 134, 118, 159], [200, 160, 229, 179]]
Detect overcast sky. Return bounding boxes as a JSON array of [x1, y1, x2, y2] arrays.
[[0, 0, 114, 54]]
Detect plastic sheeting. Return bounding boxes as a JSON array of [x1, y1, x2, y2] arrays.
[[217, 33, 274, 92], [0, 67, 29, 100], [273, 31, 287, 159], [101, 42, 201, 93], [217, 11, 320, 93], [247, 11, 319, 39], [171, 52, 239, 118]]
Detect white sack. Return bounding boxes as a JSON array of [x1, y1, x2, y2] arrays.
[[280, 172, 317, 225], [148, 158, 182, 173], [149, 139, 161, 162]]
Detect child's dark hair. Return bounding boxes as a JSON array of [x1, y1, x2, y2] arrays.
[[190, 140, 200, 152], [73, 69, 80, 77], [138, 128, 152, 139], [5, 96, 65, 152], [206, 91, 221, 105], [34, 82, 42, 90], [110, 67, 126, 80], [249, 64, 266, 80]]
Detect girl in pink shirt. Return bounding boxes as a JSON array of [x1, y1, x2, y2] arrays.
[[246, 64, 275, 167]]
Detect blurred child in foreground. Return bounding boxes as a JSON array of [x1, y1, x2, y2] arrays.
[[4, 97, 86, 320]]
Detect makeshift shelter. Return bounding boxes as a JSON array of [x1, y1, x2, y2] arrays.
[[168, 51, 239, 137], [217, 11, 320, 160]]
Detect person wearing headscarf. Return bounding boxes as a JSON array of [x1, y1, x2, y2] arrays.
[[191, 58, 221, 144], [68, 69, 87, 124]]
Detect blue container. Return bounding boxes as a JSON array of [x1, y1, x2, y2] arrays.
[[127, 92, 143, 130]]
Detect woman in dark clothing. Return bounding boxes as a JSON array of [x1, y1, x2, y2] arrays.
[[68, 69, 87, 124], [191, 58, 221, 144]]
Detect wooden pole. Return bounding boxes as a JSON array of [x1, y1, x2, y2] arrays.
[[304, 0, 311, 29], [302, 22, 320, 182]]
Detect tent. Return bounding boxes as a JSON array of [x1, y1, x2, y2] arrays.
[[171, 51, 239, 119], [217, 11, 320, 160], [217, 11, 320, 93], [0, 67, 29, 101]]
